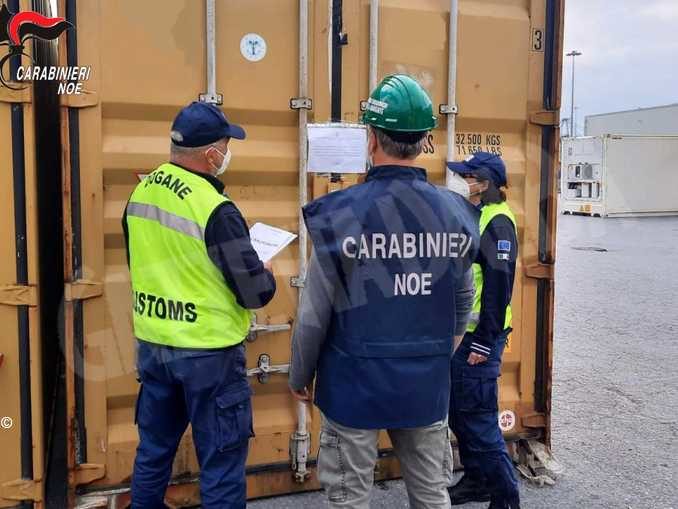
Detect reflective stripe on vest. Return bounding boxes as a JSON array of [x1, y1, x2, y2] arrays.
[[467, 201, 517, 333], [127, 163, 251, 348]]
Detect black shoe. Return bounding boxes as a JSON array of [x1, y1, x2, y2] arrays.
[[448, 474, 491, 505]]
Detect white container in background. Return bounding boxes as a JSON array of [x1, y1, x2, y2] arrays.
[[585, 103, 678, 136], [560, 135, 678, 217]]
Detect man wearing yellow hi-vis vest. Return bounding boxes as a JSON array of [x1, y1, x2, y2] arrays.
[[446, 152, 520, 509], [122, 102, 276, 509]]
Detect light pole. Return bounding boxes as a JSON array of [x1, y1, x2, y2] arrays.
[[567, 50, 582, 137]]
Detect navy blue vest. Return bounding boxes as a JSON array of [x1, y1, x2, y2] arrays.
[[303, 165, 480, 429]]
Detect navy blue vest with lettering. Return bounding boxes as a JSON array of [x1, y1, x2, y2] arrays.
[[303, 165, 480, 429]]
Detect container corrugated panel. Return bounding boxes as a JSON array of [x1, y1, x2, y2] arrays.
[[61, 0, 562, 505], [0, 1, 46, 506]]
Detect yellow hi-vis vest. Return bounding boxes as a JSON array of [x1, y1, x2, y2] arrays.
[[467, 201, 517, 333], [126, 163, 251, 348]]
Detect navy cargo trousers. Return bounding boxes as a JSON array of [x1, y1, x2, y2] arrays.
[[131, 340, 253, 509], [449, 333, 519, 506]]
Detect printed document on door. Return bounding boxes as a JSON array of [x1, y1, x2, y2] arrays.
[[307, 123, 368, 173], [249, 223, 298, 262]]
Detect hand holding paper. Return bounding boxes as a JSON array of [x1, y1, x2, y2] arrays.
[[249, 223, 297, 262]]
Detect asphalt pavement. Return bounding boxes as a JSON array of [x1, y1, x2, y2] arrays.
[[249, 214, 678, 509]]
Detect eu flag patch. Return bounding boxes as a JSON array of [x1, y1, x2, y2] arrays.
[[497, 240, 512, 252]]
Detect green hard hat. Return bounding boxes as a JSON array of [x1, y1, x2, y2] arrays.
[[362, 74, 438, 132]]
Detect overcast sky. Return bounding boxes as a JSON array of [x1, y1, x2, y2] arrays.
[[562, 0, 678, 135]]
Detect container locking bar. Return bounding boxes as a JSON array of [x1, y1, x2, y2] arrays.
[[0, 284, 38, 306], [247, 354, 290, 384]]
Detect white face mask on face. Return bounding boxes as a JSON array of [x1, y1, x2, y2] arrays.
[[209, 147, 231, 176], [447, 171, 471, 198]]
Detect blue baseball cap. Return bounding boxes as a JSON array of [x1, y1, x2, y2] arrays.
[[170, 101, 246, 147], [447, 151, 507, 187]]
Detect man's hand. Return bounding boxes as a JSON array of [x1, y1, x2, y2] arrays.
[[264, 260, 273, 272], [290, 385, 313, 402], [467, 352, 488, 365]]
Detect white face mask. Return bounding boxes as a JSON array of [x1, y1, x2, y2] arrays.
[[209, 147, 231, 176], [447, 171, 471, 198]]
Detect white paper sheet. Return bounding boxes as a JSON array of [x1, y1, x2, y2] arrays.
[[249, 223, 297, 262], [307, 123, 368, 173]]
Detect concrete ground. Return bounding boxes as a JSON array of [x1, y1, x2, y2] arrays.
[[249, 215, 678, 509]]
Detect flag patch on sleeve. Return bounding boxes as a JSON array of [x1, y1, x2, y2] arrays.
[[497, 253, 510, 261], [497, 240, 512, 252]]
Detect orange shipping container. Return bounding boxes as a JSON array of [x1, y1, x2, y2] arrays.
[[0, 0, 563, 507]]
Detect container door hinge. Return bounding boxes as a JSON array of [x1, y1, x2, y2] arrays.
[[516, 439, 563, 487], [525, 263, 554, 281], [0, 85, 32, 104], [0, 284, 38, 307], [290, 430, 311, 483], [65, 280, 104, 302], [73, 463, 106, 486], [0, 478, 43, 502], [290, 97, 313, 110], [246, 354, 289, 384], [60, 90, 99, 108], [530, 110, 559, 126]]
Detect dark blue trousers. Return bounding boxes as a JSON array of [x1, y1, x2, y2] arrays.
[[131, 340, 253, 509], [450, 333, 519, 506]]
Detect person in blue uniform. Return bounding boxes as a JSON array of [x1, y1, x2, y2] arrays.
[[288, 75, 480, 509], [446, 152, 520, 509]]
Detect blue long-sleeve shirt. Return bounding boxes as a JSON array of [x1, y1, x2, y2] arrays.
[[468, 212, 518, 357], [122, 165, 276, 310]]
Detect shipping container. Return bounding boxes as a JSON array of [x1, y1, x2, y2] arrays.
[[2, 0, 564, 507], [0, 0, 64, 507], [560, 135, 678, 217], [585, 103, 678, 137]]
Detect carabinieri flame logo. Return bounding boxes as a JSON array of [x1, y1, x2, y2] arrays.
[[0, 4, 72, 89]]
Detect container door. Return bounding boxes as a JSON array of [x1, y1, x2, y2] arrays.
[[0, 1, 47, 506], [318, 0, 563, 453], [64, 0, 563, 505], [61, 0, 316, 505]]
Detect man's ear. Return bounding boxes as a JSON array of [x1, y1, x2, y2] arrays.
[[204, 146, 218, 169], [368, 128, 377, 154]]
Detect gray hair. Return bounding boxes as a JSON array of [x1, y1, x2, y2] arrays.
[[372, 127, 426, 160], [169, 141, 213, 159]]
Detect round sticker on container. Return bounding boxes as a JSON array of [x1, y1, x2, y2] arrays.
[[498, 410, 516, 432], [240, 33, 267, 62]]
